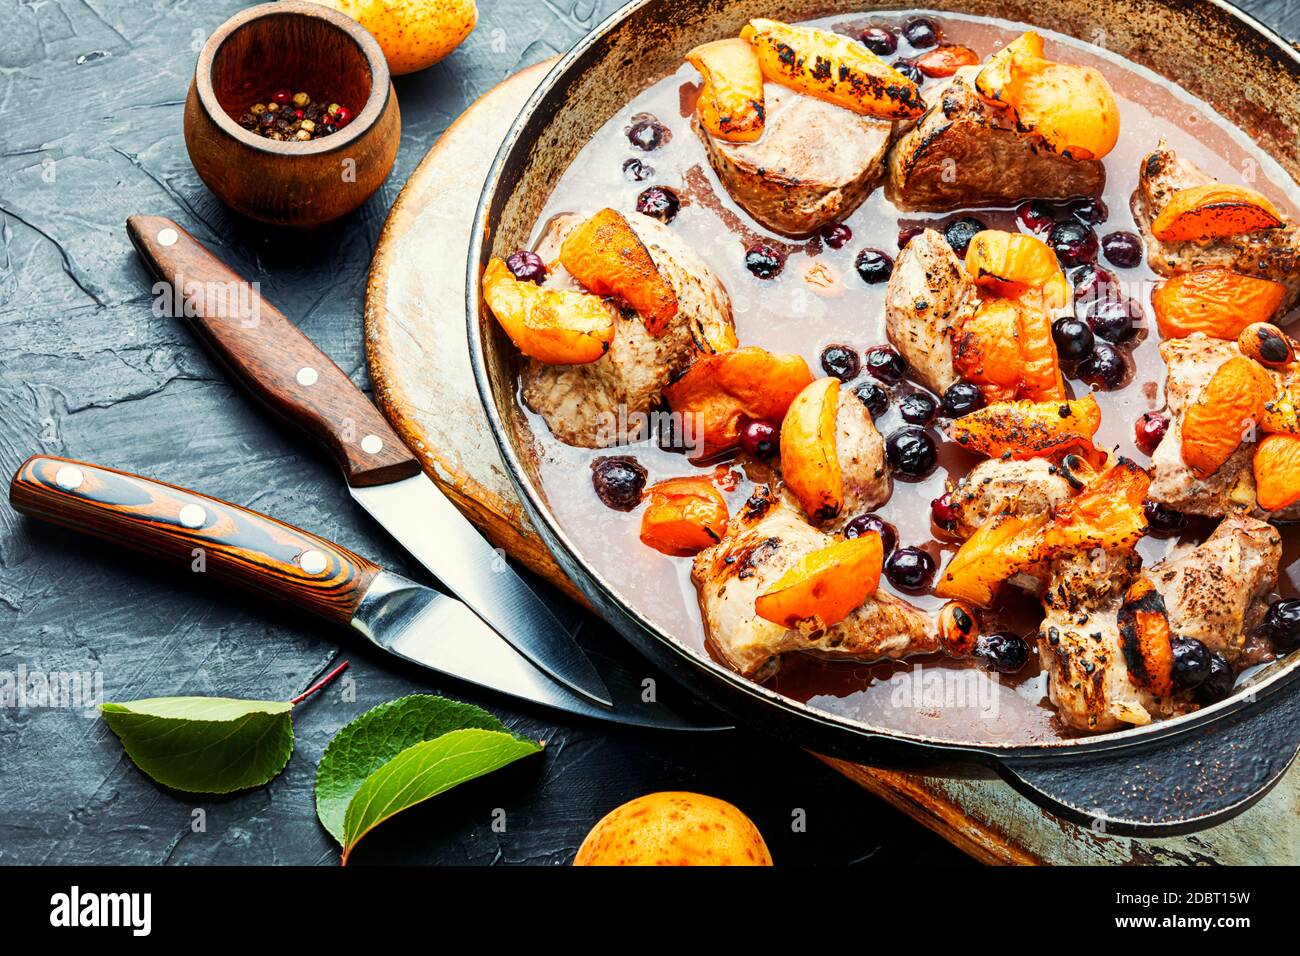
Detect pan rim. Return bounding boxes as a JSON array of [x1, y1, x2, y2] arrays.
[[467, 0, 1300, 758]]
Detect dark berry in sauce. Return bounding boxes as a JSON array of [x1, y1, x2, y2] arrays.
[[1263, 598, 1300, 651], [1086, 296, 1142, 343], [1101, 230, 1144, 269], [590, 456, 646, 511], [855, 247, 894, 284], [627, 117, 669, 151], [975, 632, 1030, 674], [1070, 263, 1119, 305], [943, 216, 986, 257], [1048, 220, 1099, 267], [1143, 500, 1186, 536], [1170, 636, 1212, 690], [844, 513, 898, 555], [1134, 412, 1169, 455], [1194, 653, 1234, 704], [902, 16, 939, 48], [820, 344, 861, 381], [885, 546, 936, 592], [622, 157, 654, 182], [744, 243, 785, 279], [886, 426, 938, 478], [892, 59, 924, 84], [1016, 199, 1056, 234], [821, 222, 853, 249], [1065, 197, 1108, 224], [505, 250, 547, 284], [1077, 342, 1129, 390], [636, 185, 680, 223], [942, 382, 985, 418], [930, 492, 957, 532], [1052, 316, 1095, 363], [899, 391, 939, 425], [859, 26, 898, 56], [739, 419, 779, 460], [864, 345, 907, 384], [855, 382, 889, 418]]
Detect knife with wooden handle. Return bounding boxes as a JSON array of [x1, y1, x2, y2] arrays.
[[8, 455, 714, 730], [125, 214, 612, 708]]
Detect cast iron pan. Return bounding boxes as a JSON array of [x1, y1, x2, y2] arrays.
[[468, 0, 1300, 836]]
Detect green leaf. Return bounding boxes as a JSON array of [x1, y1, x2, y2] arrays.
[[340, 728, 541, 863], [314, 694, 518, 843], [100, 697, 294, 794]]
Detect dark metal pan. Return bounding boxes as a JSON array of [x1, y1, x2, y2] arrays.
[[468, 0, 1300, 835]]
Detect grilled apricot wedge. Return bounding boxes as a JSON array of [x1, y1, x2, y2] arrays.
[[965, 230, 1062, 298], [482, 258, 614, 365], [1151, 184, 1285, 243], [639, 476, 729, 557], [755, 534, 883, 630], [686, 38, 766, 143], [559, 208, 678, 335], [1151, 268, 1287, 340], [1262, 382, 1300, 436], [950, 394, 1102, 460], [1254, 434, 1300, 511], [740, 19, 925, 119], [936, 512, 1046, 608], [1038, 457, 1150, 556], [664, 347, 814, 460], [952, 297, 1066, 403], [1181, 357, 1275, 477], [780, 378, 843, 522], [1118, 576, 1175, 698]]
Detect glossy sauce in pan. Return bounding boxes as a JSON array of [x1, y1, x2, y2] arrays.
[[519, 12, 1300, 744]]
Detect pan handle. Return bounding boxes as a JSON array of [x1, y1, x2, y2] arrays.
[[997, 683, 1300, 837]]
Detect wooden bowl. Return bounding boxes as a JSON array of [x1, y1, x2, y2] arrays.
[[183, 0, 400, 228]]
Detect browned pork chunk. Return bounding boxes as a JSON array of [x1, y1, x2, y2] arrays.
[[694, 82, 893, 237], [521, 212, 736, 447], [887, 68, 1104, 211], [947, 457, 1074, 539], [691, 487, 938, 680], [1133, 142, 1300, 310]]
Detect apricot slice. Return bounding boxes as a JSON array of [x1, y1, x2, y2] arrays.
[[965, 230, 1062, 297], [1118, 576, 1175, 698], [780, 378, 843, 522], [482, 258, 614, 365], [1151, 268, 1287, 340], [639, 476, 729, 557], [1262, 382, 1300, 436], [1237, 322, 1298, 367], [1152, 184, 1285, 243], [950, 394, 1102, 460], [976, 31, 1118, 160], [663, 347, 814, 460], [1254, 434, 1300, 511], [1181, 357, 1275, 477], [1038, 457, 1150, 556], [953, 298, 1065, 403], [559, 208, 678, 336], [936, 512, 1046, 608], [740, 19, 925, 119], [686, 38, 766, 143], [915, 44, 979, 78], [754, 534, 883, 630]]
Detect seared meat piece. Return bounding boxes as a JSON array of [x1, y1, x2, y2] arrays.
[[947, 457, 1073, 539], [522, 212, 736, 447], [692, 487, 938, 680], [884, 228, 977, 394], [1149, 334, 1261, 516], [1142, 513, 1281, 665], [1133, 142, 1300, 310], [831, 387, 892, 524], [694, 82, 893, 237], [887, 68, 1104, 211], [1039, 550, 1175, 732]]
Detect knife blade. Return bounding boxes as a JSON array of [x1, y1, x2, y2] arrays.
[[8, 455, 720, 731], [125, 214, 612, 708]]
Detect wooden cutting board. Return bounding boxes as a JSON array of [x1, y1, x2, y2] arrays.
[[363, 60, 1300, 866]]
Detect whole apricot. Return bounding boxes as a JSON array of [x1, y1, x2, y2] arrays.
[[573, 792, 772, 866], [314, 0, 477, 75]]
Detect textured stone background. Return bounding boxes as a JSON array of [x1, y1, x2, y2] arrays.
[[0, 0, 1294, 866]]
